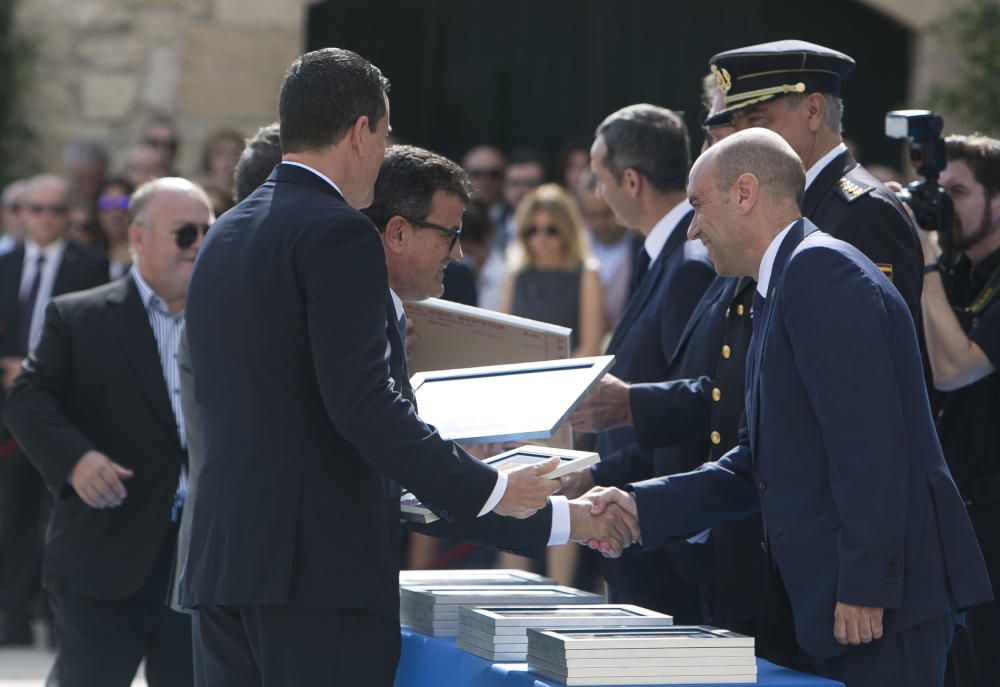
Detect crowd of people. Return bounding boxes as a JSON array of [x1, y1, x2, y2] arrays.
[[0, 37, 996, 687]]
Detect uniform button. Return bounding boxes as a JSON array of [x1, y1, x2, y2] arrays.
[[758, 479, 768, 491], [736, 304, 745, 316], [722, 345, 731, 359], [710, 431, 721, 445], [712, 388, 721, 402]]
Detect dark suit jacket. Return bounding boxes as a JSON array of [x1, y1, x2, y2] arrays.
[[179, 164, 524, 619], [3, 276, 185, 601], [590, 209, 715, 601], [804, 150, 922, 324], [632, 219, 992, 659]]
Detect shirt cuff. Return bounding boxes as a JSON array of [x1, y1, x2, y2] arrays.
[[478, 468, 509, 517], [547, 495, 570, 546]]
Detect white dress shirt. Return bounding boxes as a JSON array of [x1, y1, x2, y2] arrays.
[[20, 240, 66, 352], [280, 161, 346, 199], [642, 199, 694, 266], [757, 220, 799, 298], [804, 142, 848, 192]]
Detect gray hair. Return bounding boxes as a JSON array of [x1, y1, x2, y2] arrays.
[[234, 123, 281, 202], [128, 177, 210, 225], [63, 137, 110, 168], [785, 93, 844, 134], [711, 128, 806, 208], [26, 174, 69, 199], [1, 180, 27, 206]]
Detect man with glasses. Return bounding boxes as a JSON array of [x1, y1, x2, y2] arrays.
[[4, 177, 213, 686], [0, 174, 106, 646]]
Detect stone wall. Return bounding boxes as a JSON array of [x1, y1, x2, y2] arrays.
[[10, 0, 972, 177]]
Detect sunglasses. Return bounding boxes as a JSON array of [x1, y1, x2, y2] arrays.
[[27, 204, 68, 216], [522, 224, 560, 239], [173, 222, 210, 249], [144, 137, 177, 152], [402, 215, 462, 252], [97, 196, 129, 211], [3, 203, 20, 213], [468, 168, 503, 180]]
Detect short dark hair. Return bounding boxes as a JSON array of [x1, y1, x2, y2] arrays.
[[506, 148, 547, 177], [363, 145, 471, 231], [946, 134, 1000, 196], [234, 123, 282, 202], [595, 104, 690, 193], [279, 48, 390, 154]]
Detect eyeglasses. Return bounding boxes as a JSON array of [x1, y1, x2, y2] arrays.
[[97, 196, 129, 211], [173, 222, 211, 249], [522, 224, 560, 239], [27, 204, 68, 216], [402, 215, 462, 252], [468, 168, 503, 180]]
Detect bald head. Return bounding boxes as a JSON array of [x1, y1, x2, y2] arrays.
[[702, 127, 805, 208], [129, 177, 211, 226]]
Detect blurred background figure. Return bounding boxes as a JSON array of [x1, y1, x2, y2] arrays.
[[96, 177, 135, 279], [462, 144, 506, 214], [63, 138, 109, 208], [1, 180, 28, 255], [139, 115, 181, 176], [576, 170, 639, 331], [123, 143, 169, 190], [200, 129, 245, 202], [234, 123, 281, 203], [501, 183, 604, 357], [557, 136, 591, 192]]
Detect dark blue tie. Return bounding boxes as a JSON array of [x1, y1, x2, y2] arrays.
[[631, 248, 651, 294]]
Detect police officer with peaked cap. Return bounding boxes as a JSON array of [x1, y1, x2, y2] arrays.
[[706, 39, 923, 325]]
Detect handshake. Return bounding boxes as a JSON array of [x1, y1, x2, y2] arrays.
[[566, 486, 641, 558]]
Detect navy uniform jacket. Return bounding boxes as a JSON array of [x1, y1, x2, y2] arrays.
[[178, 165, 529, 619], [805, 149, 922, 324], [591, 209, 715, 610], [631, 220, 991, 659]]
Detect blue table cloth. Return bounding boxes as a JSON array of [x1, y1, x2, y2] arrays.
[[395, 629, 844, 687]]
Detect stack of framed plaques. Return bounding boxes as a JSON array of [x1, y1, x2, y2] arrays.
[[456, 604, 672, 662], [526, 626, 757, 685], [399, 585, 602, 637], [399, 569, 553, 588]]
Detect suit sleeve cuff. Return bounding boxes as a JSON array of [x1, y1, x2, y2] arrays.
[[479, 468, 508, 517], [547, 495, 570, 546]]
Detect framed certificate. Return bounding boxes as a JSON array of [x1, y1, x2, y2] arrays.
[[411, 355, 614, 444], [400, 446, 600, 523]]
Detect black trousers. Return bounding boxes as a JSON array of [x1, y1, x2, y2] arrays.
[[46, 525, 192, 687], [0, 450, 47, 634], [194, 605, 401, 687]]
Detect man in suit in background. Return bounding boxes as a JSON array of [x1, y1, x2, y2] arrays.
[[565, 104, 716, 621], [3, 177, 212, 685], [0, 174, 107, 646], [179, 49, 591, 686], [584, 128, 992, 687]]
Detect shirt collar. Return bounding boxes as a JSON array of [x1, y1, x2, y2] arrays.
[[24, 239, 66, 263], [805, 142, 848, 191], [131, 264, 182, 318], [280, 161, 346, 199], [757, 220, 800, 298], [644, 199, 692, 264], [389, 288, 405, 323]]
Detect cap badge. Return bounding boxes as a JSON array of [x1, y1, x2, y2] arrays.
[[711, 64, 732, 93]]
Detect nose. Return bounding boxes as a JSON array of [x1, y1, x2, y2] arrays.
[[687, 215, 701, 241], [449, 238, 463, 262]]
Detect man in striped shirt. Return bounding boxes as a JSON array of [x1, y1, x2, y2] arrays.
[[4, 177, 212, 687]]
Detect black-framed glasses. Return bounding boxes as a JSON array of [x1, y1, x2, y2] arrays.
[[402, 215, 462, 252], [172, 222, 211, 249]]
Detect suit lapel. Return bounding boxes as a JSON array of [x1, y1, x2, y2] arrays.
[[667, 276, 731, 367], [105, 277, 181, 446], [51, 242, 81, 297], [801, 150, 853, 218]]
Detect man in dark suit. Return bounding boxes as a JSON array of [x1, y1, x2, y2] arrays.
[[0, 174, 107, 645], [584, 128, 993, 687], [704, 39, 922, 323], [3, 177, 213, 685], [179, 49, 612, 687], [564, 104, 715, 621]]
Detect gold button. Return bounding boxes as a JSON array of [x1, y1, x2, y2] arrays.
[[722, 345, 731, 359], [736, 304, 745, 316], [712, 388, 721, 402], [711, 431, 721, 445]]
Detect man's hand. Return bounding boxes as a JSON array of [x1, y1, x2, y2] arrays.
[[558, 467, 595, 499], [568, 374, 632, 433], [493, 456, 561, 519], [568, 495, 640, 557], [581, 486, 640, 557], [70, 451, 134, 509], [0, 356, 22, 391], [833, 602, 884, 645]]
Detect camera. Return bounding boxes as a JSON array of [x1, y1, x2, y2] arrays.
[[885, 110, 954, 235]]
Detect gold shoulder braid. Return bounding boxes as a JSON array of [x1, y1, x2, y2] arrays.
[[837, 176, 874, 202]]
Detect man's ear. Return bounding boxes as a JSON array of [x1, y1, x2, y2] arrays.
[[382, 215, 407, 254], [804, 92, 827, 134], [127, 223, 144, 256], [734, 173, 759, 215], [349, 116, 371, 156], [622, 168, 643, 199]]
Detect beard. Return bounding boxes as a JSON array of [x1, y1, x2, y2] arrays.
[[948, 201, 995, 253]]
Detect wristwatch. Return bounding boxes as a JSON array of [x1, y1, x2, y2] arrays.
[[924, 263, 941, 275]]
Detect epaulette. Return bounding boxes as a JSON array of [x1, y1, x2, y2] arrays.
[[835, 176, 875, 202]]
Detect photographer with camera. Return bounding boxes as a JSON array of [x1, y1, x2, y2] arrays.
[[918, 134, 1000, 687]]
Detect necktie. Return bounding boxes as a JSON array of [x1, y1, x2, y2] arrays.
[[631, 248, 651, 294], [395, 311, 414, 404], [18, 254, 46, 354], [751, 290, 766, 328]]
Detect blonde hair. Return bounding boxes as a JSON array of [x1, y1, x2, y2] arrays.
[[509, 183, 591, 271]]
